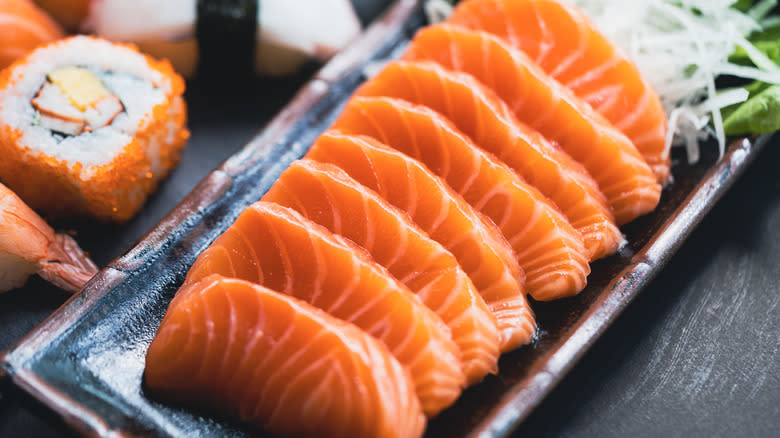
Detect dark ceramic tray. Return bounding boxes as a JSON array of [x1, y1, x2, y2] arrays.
[[0, 1, 772, 437]]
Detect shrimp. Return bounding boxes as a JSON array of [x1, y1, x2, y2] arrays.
[[0, 183, 98, 293]]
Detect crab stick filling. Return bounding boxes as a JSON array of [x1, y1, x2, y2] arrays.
[[31, 66, 124, 136]]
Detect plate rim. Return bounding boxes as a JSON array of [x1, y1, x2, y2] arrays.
[[466, 135, 771, 438], [0, 0, 772, 436]]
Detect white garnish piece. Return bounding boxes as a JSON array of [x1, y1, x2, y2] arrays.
[[566, 0, 780, 164]]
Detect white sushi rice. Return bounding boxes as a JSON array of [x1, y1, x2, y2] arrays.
[[0, 252, 36, 292], [0, 36, 170, 177]]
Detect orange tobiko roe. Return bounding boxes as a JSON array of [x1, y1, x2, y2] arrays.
[[0, 36, 190, 223]]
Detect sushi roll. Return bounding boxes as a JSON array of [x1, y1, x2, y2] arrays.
[[79, 0, 362, 77], [0, 0, 64, 70], [0, 35, 189, 222]]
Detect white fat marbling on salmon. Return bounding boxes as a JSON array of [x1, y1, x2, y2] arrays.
[[147, 277, 425, 437], [182, 201, 465, 417], [447, 0, 669, 184], [330, 99, 541, 351], [355, 62, 603, 297], [408, 27, 661, 226], [265, 159, 501, 389]]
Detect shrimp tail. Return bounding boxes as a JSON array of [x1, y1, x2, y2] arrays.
[[38, 233, 98, 294]]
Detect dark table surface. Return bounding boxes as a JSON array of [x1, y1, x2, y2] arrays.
[[1, 3, 779, 437]]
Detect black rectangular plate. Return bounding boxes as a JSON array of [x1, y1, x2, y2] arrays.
[[0, 1, 772, 437]]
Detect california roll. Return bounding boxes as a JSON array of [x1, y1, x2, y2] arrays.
[[0, 35, 189, 222]]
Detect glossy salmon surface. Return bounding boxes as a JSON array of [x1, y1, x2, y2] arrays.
[[333, 96, 588, 307], [184, 202, 464, 416], [403, 24, 661, 226], [145, 275, 426, 438], [448, 0, 670, 184], [306, 131, 532, 309], [263, 159, 500, 385], [354, 62, 605, 299]]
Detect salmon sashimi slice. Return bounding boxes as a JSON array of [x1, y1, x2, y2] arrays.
[[306, 131, 530, 319], [146, 275, 426, 438], [334, 97, 590, 303], [354, 61, 606, 298], [184, 202, 464, 417], [403, 25, 662, 226], [354, 60, 617, 253], [447, 0, 670, 184], [332, 97, 559, 337], [263, 159, 500, 386]]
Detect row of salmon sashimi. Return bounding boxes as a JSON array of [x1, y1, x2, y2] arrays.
[[144, 1, 668, 437]]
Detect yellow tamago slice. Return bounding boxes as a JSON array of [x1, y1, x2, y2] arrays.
[[48, 67, 111, 111]]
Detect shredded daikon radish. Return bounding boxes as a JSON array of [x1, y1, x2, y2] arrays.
[[749, 0, 777, 20], [421, 0, 776, 163], [734, 35, 780, 72], [565, 0, 780, 162], [694, 88, 751, 113], [760, 15, 780, 28]]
